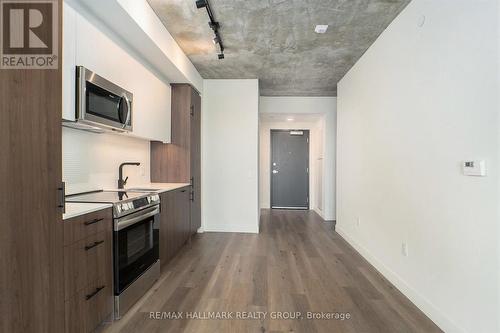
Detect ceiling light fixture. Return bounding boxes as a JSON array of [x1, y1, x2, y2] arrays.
[[195, 0, 225, 59], [195, 0, 207, 9], [314, 25, 328, 34], [287, 118, 294, 121]]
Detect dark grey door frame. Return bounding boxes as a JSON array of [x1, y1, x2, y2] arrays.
[[270, 129, 310, 210]]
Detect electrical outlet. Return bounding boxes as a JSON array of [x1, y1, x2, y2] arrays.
[[401, 242, 409, 257], [356, 217, 361, 228]]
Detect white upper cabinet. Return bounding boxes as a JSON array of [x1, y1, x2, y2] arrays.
[[62, 2, 171, 143]]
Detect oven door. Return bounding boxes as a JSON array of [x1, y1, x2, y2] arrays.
[[114, 205, 159, 295]]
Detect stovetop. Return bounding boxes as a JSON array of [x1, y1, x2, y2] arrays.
[[67, 190, 148, 204], [66, 190, 160, 218]]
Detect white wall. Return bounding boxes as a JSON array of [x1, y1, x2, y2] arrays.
[[202, 80, 260, 233], [259, 97, 337, 220], [259, 119, 324, 214], [336, 1, 499, 333], [63, 128, 150, 195]]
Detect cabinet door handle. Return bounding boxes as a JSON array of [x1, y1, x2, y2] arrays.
[[84, 218, 103, 226], [58, 182, 66, 213], [181, 189, 187, 193], [190, 191, 194, 202], [85, 286, 105, 300], [84, 240, 104, 251], [190, 105, 194, 116]]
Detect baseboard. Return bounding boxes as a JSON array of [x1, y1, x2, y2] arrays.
[[336, 226, 465, 333], [313, 207, 325, 219]]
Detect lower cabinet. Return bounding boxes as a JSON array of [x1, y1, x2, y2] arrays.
[[159, 186, 191, 271], [63, 208, 113, 333]]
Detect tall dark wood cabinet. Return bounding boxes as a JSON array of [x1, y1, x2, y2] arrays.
[[151, 84, 201, 236], [0, 1, 64, 332], [189, 87, 201, 235]]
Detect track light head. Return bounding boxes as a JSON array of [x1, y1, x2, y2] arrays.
[[196, 0, 207, 9], [218, 53, 224, 60], [208, 21, 220, 31]]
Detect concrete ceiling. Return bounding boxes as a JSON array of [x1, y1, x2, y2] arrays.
[[147, 0, 410, 96]]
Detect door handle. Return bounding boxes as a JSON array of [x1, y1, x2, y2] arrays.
[[122, 94, 131, 129], [84, 218, 103, 226], [272, 170, 278, 174], [85, 285, 105, 300], [58, 182, 66, 213], [85, 240, 104, 251]]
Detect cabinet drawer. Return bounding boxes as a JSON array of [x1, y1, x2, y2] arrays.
[[64, 208, 112, 246], [65, 275, 113, 333], [64, 231, 112, 300]]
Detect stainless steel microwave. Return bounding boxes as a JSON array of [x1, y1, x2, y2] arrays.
[[74, 66, 133, 132]]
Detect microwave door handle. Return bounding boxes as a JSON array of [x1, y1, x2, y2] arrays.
[[123, 95, 131, 129]]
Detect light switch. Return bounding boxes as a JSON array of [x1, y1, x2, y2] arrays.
[[462, 160, 486, 177]]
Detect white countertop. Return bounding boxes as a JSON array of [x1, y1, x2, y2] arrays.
[[104, 183, 191, 194], [64, 183, 189, 219], [130, 183, 191, 193], [63, 202, 112, 220]]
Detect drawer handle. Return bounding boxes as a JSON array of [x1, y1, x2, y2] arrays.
[[84, 218, 103, 226], [84, 240, 104, 251], [181, 189, 187, 193], [85, 286, 105, 300]]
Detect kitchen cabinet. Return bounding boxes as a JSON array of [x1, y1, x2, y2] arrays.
[[0, 1, 64, 332], [63, 208, 113, 333], [159, 187, 191, 271], [151, 84, 201, 236], [62, 1, 171, 143], [62, 1, 77, 122]]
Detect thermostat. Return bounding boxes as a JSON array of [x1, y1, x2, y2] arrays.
[[462, 160, 486, 177]]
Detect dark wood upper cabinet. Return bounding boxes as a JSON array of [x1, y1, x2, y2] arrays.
[[0, 1, 64, 332], [151, 84, 201, 236]]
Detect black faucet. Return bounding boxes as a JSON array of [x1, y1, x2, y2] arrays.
[[118, 162, 141, 189]]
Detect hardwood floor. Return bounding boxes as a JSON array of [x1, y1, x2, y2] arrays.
[[102, 209, 441, 333]]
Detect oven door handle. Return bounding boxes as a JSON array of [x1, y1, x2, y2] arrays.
[[115, 205, 159, 231]]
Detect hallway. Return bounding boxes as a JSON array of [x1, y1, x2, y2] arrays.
[[103, 210, 440, 333]]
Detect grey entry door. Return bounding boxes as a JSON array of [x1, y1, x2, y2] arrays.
[[271, 130, 309, 209]]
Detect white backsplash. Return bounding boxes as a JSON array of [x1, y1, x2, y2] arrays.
[[62, 127, 151, 195]]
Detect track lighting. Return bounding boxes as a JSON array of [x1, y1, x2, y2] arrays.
[[208, 21, 220, 30], [195, 0, 207, 9], [195, 0, 225, 59]]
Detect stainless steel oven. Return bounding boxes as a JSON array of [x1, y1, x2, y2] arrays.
[[114, 204, 159, 318], [75, 66, 133, 132]]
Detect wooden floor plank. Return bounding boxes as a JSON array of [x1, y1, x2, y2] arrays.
[[102, 209, 442, 333]]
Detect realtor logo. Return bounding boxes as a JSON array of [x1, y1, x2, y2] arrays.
[[0, 0, 58, 69]]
